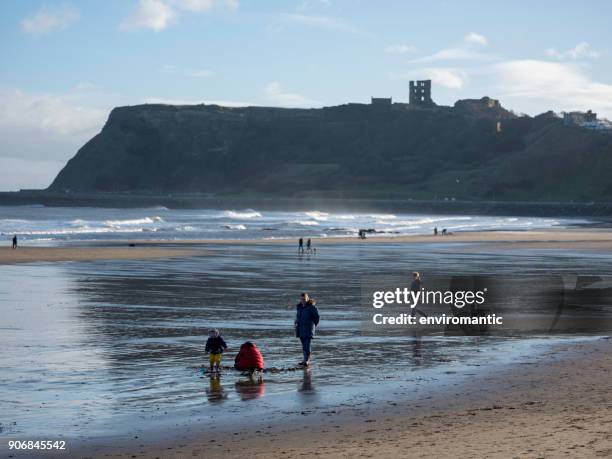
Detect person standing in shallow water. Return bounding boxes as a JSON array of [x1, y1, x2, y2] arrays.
[[294, 293, 320, 367], [410, 272, 427, 318], [12, 235, 17, 249], [298, 238, 304, 253]]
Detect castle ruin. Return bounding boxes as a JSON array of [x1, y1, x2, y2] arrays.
[[409, 80, 433, 107]]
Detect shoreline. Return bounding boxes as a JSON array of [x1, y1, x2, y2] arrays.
[[72, 336, 612, 458], [3, 228, 612, 264], [84, 227, 612, 246]]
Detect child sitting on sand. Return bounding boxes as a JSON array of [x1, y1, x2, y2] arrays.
[[205, 329, 227, 375]]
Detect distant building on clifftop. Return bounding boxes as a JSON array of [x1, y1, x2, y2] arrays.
[[371, 97, 392, 107], [564, 110, 612, 132], [409, 80, 433, 107]]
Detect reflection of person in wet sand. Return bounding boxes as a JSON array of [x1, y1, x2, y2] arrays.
[[234, 375, 265, 401], [205, 376, 228, 403], [298, 368, 315, 394], [410, 272, 428, 318], [410, 333, 423, 364]]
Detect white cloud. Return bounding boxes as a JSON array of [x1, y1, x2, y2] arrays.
[[121, 0, 176, 31], [491, 59, 612, 116], [185, 68, 214, 77], [391, 68, 465, 89], [423, 68, 465, 89], [546, 42, 600, 60], [0, 157, 65, 191], [0, 87, 119, 190], [409, 47, 489, 63], [173, 0, 214, 12], [224, 0, 239, 11], [0, 89, 108, 139], [160, 64, 177, 74], [121, 0, 238, 31], [21, 4, 79, 35], [298, 0, 332, 11], [274, 13, 359, 34], [264, 81, 322, 107], [464, 32, 487, 46], [385, 44, 417, 55]]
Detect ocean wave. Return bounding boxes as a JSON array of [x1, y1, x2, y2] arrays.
[[105, 217, 164, 226], [16, 227, 146, 236], [304, 211, 329, 221], [370, 214, 397, 220], [219, 210, 262, 219], [291, 220, 319, 226], [179, 225, 198, 232], [376, 216, 472, 226], [0, 219, 30, 224], [224, 224, 247, 230]]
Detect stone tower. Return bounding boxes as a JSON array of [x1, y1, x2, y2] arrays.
[[409, 80, 433, 106]]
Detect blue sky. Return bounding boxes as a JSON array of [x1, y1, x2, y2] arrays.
[[1, 0, 612, 190]]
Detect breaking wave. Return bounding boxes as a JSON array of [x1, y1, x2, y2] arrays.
[[219, 210, 262, 219]]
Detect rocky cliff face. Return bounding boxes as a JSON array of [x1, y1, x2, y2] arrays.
[[49, 101, 612, 201]]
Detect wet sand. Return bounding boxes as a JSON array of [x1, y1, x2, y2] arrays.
[[3, 229, 612, 265], [84, 337, 612, 459], [3, 228, 612, 265], [111, 228, 612, 250], [0, 246, 208, 264], [2, 229, 612, 458]]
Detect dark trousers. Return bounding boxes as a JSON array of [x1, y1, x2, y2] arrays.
[[299, 337, 311, 362]]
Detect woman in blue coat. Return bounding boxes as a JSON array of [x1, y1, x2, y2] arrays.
[[294, 292, 320, 367]]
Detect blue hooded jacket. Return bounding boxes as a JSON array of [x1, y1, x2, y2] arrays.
[[295, 302, 320, 338]]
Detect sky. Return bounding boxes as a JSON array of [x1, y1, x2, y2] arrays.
[[1, 0, 612, 191]]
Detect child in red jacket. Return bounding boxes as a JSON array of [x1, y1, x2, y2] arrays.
[[234, 341, 265, 374]]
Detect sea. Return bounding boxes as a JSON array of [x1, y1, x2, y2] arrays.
[[0, 205, 590, 243]]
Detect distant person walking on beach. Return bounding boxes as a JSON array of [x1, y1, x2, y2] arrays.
[[306, 238, 312, 253], [12, 235, 17, 249], [294, 293, 320, 367], [433, 227, 438, 236], [298, 238, 304, 253], [410, 272, 428, 318], [205, 329, 227, 376]]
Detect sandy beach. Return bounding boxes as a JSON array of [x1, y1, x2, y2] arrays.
[[77, 337, 612, 459], [3, 228, 612, 265], [2, 226, 611, 459], [106, 228, 612, 247], [0, 246, 208, 264]]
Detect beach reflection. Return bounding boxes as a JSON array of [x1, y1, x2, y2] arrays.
[[298, 369, 315, 395], [235, 377, 265, 401], [206, 377, 228, 404], [3, 242, 612, 439]]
